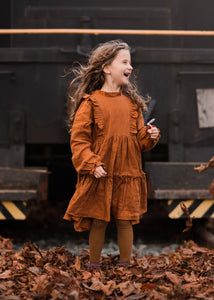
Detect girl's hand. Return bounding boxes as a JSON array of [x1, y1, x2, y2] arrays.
[[94, 166, 107, 178], [147, 126, 159, 139]]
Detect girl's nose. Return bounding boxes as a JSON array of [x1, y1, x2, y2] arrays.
[[129, 64, 133, 71]]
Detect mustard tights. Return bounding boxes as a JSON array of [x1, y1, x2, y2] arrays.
[[89, 219, 133, 263]]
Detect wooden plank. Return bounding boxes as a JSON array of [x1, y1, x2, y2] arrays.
[[0, 189, 37, 201], [152, 189, 214, 200], [0, 167, 48, 189]]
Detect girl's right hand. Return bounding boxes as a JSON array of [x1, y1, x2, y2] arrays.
[[147, 126, 159, 139], [94, 166, 107, 178]]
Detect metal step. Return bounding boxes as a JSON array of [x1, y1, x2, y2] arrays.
[[0, 167, 48, 201], [0, 189, 37, 201], [0, 167, 49, 220], [153, 189, 214, 200], [145, 162, 214, 199]]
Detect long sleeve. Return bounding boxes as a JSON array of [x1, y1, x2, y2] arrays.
[[136, 109, 160, 152], [70, 99, 104, 174]]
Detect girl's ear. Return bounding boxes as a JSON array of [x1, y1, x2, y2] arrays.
[[102, 64, 111, 75]]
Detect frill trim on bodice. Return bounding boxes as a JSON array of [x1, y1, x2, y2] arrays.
[[130, 102, 140, 135], [83, 92, 140, 136], [83, 94, 104, 130]]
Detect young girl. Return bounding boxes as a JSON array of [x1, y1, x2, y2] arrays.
[[64, 40, 160, 267]]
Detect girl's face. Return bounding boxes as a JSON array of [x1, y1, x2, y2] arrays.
[[103, 49, 133, 89]]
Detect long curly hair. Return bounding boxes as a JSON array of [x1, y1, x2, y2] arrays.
[[66, 40, 148, 133]]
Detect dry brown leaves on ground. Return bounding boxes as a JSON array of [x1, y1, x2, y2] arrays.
[[0, 236, 214, 300]]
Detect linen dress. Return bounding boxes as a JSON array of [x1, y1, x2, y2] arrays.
[[64, 90, 160, 231]]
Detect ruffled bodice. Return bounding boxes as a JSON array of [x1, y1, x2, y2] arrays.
[[64, 90, 160, 231]]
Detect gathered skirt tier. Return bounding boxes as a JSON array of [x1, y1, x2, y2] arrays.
[[64, 135, 147, 231]]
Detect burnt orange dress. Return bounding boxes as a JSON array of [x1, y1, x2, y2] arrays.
[[64, 90, 160, 231]]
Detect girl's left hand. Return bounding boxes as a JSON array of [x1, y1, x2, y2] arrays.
[[147, 126, 159, 139]]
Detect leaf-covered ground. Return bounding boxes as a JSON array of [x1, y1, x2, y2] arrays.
[[0, 236, 214, 299]]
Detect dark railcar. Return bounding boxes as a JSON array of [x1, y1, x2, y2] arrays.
[[0, 0, 214, 220]]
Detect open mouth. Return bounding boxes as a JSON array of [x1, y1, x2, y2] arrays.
[[124, 72, 131, 78]]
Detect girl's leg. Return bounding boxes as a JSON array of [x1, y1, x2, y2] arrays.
[[116, 219, 133, 263], [89, 218, 108, 263]]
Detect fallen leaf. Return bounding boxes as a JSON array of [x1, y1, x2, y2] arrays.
[[141, 282, 155, 291], [194, 156, 214, 201], [180, 202, 193, 232], [102, 280, 117, 296], [118, 281, 135, 296], [209, 180, 214, 195], [0, 296, 20, 300], [194, 156, 214, 173], [158, 285, 171, 294], [0, 236, 13, 250], [82, 270, 92, 280], [73, 255, 81, 271], [0, 270, 11, 279], [165, 271, 180, 286], [28, 266, 41, 275], [183, 271, 197, 283]]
